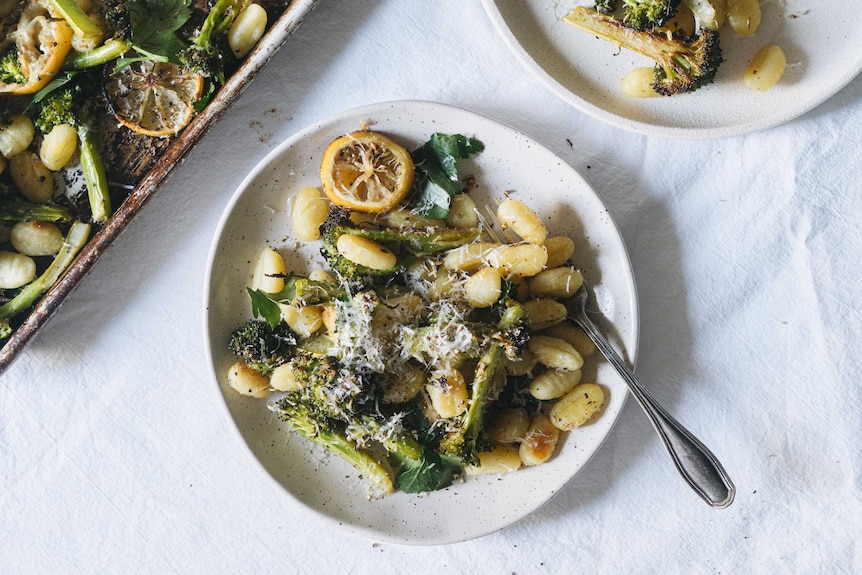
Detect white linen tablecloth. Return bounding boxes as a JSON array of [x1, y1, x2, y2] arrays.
[[2, 1, 860, 573]]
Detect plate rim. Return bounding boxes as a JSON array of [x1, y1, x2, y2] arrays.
[[480, 0, 862, 139], [202, 99, 640, 544]]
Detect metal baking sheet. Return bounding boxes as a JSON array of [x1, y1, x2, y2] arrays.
[[0, 0, 319, 375]]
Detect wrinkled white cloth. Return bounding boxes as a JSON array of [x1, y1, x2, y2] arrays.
[[2, 2, 860, 573]]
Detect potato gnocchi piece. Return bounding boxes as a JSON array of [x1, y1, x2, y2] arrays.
[[382, 363, 427, 404], [528, 335, 584, 371], [426, 367, 469, 419], [497, 198, 547, 244], [486, 408, 531, 444], [228, 361, 271, 398], [550, 383, 605, 431], [540, 323, 596, 358], [519, 412, 560, 466], [336, 234, 397, 271], [529, 368, 582, 400], [743, 45, 786, 92], [543, 236, 575, 269], [529, 266, 584, 299], [464, 266, 502, 308], [251, 247, 286, 293], [465, 445, 522, 476], [487, 243, 548, 278], [291, 186, 330, 241]]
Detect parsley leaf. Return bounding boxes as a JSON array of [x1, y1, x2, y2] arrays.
[[246, 288, 282, 329], [412, 133, 484, 218]]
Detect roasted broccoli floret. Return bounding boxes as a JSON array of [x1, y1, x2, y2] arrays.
[[622, 0, 681, 29], [0, 48, 26, 85], [319, 205, 480, 286], [228, 319, 297, 376], [269, 351, 426, 494], [31, 73, 112, 223], [272, 397, 397, 494], [438, 287, 528, 465], [563, 6, 722, 96], [178, 0, 250, 79]]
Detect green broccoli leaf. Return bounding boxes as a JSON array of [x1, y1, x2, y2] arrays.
[[412, 133, 484, 218]]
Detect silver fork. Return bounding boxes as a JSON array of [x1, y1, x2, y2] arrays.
[[566, 284, 735, 508], [483, 204, 735, 507]]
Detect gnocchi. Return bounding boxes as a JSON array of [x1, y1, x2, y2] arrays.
[[529, 335, 584, 371], [226, 130, 616, 495], [550, 383, 605, 430], [291, 186, 329, 241], [464, 445, 522, 476], [743, 45, 786, 92], [228, 3, 268, 59], [519, 412, 560, 466]]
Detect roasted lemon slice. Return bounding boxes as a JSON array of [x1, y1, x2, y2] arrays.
[[320, 131, 415, 213], [104, 61, 204, 137], [0, 0, 74, 95]]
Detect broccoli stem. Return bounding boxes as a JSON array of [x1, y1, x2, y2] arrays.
[[64, 39, 131, 70], [0, 199, 73, 223], [342, 226, 480, 255], [0, 221, 91, 320], [563, 7, 668, 62], [47, 0, 103, 39], [462, 301, 526, 462], [196, 0, 251, 47], [287, 414, 394, 494], [78, 126, 110, 223]]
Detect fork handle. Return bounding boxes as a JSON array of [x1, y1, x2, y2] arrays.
[[574, 314, 736, 508]]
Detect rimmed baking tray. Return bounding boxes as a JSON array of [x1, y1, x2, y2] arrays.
[[0, 0, 320, 376]]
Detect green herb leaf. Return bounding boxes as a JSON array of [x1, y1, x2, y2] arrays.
[[246, 287, 282, 329], [127, 0, 193, 62], [412, 133, 484, 218], [391, 450, 460, 493]]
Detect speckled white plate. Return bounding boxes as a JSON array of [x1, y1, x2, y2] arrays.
[[481, 0, 862, 139], [203, 100, 638, 544]]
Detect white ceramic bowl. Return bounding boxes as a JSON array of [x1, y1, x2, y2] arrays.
[[203, 100, 638, 544]]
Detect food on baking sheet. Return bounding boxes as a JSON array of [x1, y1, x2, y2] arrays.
[[0, 0, 277, 340]]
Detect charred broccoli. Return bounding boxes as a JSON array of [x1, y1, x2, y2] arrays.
[[623, 0, 681, 29], [228, 319, 297, 376], [178, 0, 250, 79], [563, 6, 722, 96], [319, 205, 480, 286], [269, 351, 427, 495], [0, 48, 25, 85]]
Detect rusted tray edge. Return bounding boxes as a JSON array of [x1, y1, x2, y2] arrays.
[[0, 0, 320, 377]]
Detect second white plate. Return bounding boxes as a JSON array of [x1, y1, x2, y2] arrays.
[[204, 100, 638, 544], [482, 0, 862, 139]]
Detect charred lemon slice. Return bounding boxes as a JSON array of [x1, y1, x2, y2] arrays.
[[320, 131, 414, 213], [0, 0, 74, 95], [104, 61, 204, 137]]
